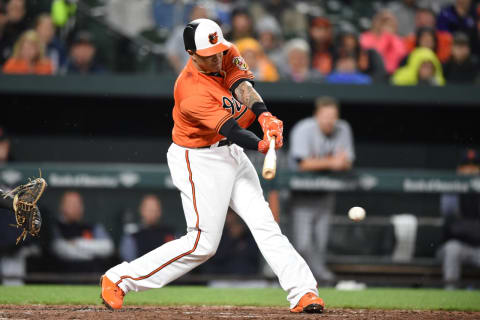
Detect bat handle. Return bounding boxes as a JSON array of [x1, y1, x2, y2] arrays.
[[269, 136, 275, 150], [262, 136, 277, 180]]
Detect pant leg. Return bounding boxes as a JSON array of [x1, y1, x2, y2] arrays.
[[229, 148, 318, 308], [442, 239, 480, 286], [291, 194, 334, 280], [291, 198, 314, 255], [313, 194, 334, 259], [106, 144, 234, 293]]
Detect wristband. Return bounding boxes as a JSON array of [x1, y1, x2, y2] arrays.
[[252, 102, 269, 117]]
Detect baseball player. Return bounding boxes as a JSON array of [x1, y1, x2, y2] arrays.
[[101, 19, 324, 314]]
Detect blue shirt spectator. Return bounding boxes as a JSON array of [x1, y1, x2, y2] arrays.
[[326, 54, 372, 85], [437, 1, 476, 42]]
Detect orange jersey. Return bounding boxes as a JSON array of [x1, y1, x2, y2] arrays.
[[172, 44, 256, 148]]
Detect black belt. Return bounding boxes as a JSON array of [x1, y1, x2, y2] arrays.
[[198, 140, 232, 149]]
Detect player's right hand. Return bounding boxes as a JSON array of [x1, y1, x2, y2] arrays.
[[258, 112, 283, 150], [258, 112, 283, 134]]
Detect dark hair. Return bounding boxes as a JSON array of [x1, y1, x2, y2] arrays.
[[416, 27, 437, 52], [315, 96, 340, 113], [335, 32, 360, 60], [231, 7, 251, 20]]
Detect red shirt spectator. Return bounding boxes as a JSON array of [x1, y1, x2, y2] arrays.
[[309, 17, 334, 75], [403, 8, 453, 63]]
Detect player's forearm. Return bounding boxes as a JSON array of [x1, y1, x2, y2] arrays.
[[298, 158, 333, 171], [234, 80, 266, 112], [299, 157, 352, 171], [219, 118, 260, 150]]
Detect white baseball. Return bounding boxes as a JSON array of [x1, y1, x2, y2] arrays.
[[348, 206, 366, 221]]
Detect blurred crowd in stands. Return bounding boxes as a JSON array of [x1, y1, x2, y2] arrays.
[[0, 0, 479, 85]]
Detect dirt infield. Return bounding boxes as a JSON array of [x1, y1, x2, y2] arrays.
[[0, 305, 479, 320]]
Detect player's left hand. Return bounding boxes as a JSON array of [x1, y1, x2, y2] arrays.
[[258, 112, 283, 149]]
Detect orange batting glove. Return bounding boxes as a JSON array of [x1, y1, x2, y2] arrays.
[[258, 112, 283, 150]]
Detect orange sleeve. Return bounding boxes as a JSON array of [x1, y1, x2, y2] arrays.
[[223, 44, 255, 89], [181, 94, 233, 133]]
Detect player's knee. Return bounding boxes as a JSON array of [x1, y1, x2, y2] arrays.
[[196, 236, 220, 260], [444, 240, 463, 257]]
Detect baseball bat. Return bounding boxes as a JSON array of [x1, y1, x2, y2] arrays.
[[262, 138, 277, 180]]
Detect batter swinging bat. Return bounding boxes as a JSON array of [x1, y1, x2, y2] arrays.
[[262, 138, 277, 180]]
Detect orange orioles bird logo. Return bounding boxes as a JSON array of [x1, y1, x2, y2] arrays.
[[208, 32, 218, 44]]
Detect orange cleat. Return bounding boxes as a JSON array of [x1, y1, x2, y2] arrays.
[[290, 292, 325, 313], [100, 275, 125, 310]]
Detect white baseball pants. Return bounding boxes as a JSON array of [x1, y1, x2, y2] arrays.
[[106, 143, 318, 308]]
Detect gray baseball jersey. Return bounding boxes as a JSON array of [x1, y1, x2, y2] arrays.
[[288, 117, 355, 170]]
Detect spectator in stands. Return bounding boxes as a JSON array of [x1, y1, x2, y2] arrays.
[[0, 0, 28, 65], [288, 97, 355, 282], [165, 4, 208, 74], [439, 148, 480, 289], [443, 32, 479, 84], [235, 37, 279, 82], [2, 30, 53, 75], [255, 15, 283, 68], [388, 0, 418, 37], [326, 53, 372, 84], [308, 16, 334, 76], [360, 10, 407, 74], [225, 7, 254, 42], [202, 209, 260, 275], [437, 0, 476, 47], [414, 27, 438, 53], [392, 47, 445, 85], [51, 191, 114, 273], [280, 38, 322, 83], [404, 9, 453, 63], [335, 28, 387, 83], [65, 31, 105, 74], [35, 14, 67, 74], [119, 195, 175, 262]]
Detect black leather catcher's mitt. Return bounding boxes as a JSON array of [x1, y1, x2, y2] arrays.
[[2, 177, 47, 244]]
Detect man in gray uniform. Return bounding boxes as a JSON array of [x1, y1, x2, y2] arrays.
[[288, 96, 355, 281]]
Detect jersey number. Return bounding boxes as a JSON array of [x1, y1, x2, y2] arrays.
[[222, 96, 248, 121]]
